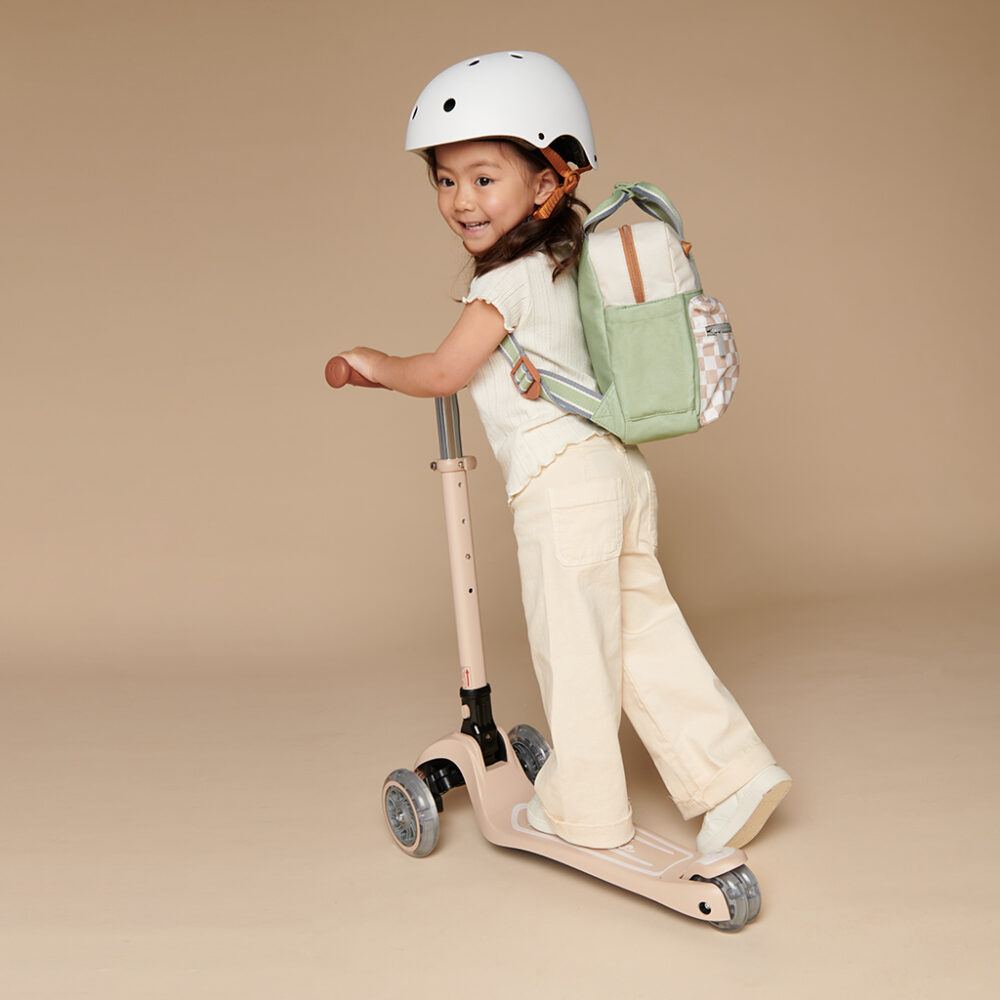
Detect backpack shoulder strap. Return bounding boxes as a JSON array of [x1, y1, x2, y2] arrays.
[[497, 333, 603, 420]]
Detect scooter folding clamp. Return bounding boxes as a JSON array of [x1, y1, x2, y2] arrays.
[[430, 457, 477, 473]]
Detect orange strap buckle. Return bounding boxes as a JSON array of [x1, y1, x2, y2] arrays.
[[532, 146, 593, 220], [510, 354, 542, 400]]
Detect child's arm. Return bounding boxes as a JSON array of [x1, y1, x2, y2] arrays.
[[340, 300, 506, 398]]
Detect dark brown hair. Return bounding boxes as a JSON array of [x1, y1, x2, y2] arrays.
[[426, 140, 589, 282]]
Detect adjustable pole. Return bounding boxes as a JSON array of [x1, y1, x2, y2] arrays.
[[431, 395, 487, 692], [431, 395, 504, 766]]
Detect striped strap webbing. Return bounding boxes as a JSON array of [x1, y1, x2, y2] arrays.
[[498, 333, 602, 420]]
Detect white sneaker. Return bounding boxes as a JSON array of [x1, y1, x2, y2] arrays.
[[696, 765, 792, 854], [526, 794, 556, 835]]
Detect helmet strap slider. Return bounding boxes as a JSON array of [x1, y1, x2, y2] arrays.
[[532, 146, 591, 220]]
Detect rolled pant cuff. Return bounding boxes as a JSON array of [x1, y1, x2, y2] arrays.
[[548, 807, 635, 850], [672, 742, 778, 821]]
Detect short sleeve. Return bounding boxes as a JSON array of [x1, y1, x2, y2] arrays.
[[461, 258, 530, 333]]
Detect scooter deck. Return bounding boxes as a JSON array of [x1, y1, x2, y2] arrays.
[[418, 729, 744, 924]]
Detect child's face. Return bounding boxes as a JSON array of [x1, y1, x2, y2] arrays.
[[433, 141, 557, 255]]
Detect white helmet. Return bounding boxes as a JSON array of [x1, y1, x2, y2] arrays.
[[405, 50, 597, 170]]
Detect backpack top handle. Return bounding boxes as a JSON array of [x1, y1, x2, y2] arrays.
[[583, 182, 685, 239]]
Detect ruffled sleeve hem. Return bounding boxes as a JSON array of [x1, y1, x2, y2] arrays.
[[460, 258, 529, 334]]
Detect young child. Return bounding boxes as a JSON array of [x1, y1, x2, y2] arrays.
[[340, 51, 790, 853]]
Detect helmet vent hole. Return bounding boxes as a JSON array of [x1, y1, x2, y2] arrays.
[[411, 106, 418, 120], [538, 133, 545, 141], [443, 98, 456, 112], [468, 59, 479, 66], [510, 53, 523, 59]]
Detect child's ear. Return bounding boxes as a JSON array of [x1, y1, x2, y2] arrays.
[[533, 168, 561, 206]]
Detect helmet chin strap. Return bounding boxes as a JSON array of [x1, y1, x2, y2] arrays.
[[532, 146, 591, 220]]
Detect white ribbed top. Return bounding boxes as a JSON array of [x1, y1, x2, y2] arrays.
[[462, 253, 605, 498]]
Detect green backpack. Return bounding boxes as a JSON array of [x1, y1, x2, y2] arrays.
[[500, 182, 739, 444]]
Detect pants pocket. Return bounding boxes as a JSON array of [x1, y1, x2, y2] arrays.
[[548, 477, 623, 567]]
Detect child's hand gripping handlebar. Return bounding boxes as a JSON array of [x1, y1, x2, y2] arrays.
[[324, 356, 386, 389]]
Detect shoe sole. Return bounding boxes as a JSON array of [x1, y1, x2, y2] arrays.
[[526, 797, 556, 835], [727, 779, 792, 849]]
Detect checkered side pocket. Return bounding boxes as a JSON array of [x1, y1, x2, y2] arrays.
[[689, 294, 739, 426]]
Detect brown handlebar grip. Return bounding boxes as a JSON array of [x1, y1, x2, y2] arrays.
[[325, 356, 351, 388], [325, 356, 385, 389]]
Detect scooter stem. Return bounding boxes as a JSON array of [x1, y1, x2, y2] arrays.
[[435, 395, 463, 461], [431, 396, 487, 693], [327, 362, 501, 764]]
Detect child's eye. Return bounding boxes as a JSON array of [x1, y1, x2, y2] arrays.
[[437, 176, 454, 188], [475, 176, 493, 187]]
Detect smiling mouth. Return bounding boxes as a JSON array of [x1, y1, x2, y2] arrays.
[[460, 221, 489, 233]]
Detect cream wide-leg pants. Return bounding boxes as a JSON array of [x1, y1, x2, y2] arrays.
[[510, 435, 776, 848]]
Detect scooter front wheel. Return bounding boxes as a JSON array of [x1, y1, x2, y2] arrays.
[[382, 769, 439, 858]]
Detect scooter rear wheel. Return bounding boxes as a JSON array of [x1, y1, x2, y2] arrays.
[[692, 864, 761, 931], [382, 769, 439, 858], [731, 864, 762, 923]]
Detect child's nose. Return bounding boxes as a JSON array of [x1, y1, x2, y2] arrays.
[[454, 182, 476, 210]]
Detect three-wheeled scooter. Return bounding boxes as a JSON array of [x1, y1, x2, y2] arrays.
[[326, 355, 762, 930]]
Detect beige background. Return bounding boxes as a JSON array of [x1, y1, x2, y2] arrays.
[[2, 1, 998, 997]]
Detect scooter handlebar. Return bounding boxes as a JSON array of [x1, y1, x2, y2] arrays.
[[325, 356, 385, 389]]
